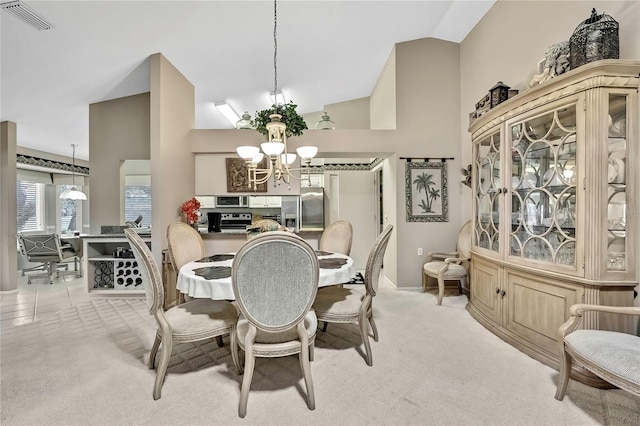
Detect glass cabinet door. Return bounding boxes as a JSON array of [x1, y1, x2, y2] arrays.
[[606, 94, 628, 272], [508, 104, 577, 267], [474, 132, 501, 254]]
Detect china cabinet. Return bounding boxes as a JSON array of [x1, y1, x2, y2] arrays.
[[467, 60, 638, 387]]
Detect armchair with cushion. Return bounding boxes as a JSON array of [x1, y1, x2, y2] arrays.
[[555, 304, 640, 400], [422, 220, 472, 305]]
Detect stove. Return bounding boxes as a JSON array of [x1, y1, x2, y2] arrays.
[[220, 213, 252, 230]]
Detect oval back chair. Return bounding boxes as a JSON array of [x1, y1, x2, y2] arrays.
[[319, 220, 353, 256], [232, 231, 319, 417]]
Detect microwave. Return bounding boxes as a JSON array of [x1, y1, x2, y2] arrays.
[[215, 196, 249, 208]]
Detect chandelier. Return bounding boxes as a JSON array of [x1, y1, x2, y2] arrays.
[[59, 144, 87, 200], [235, 0, 317, 190]]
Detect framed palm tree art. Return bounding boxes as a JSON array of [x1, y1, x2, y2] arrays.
[[405, 161, 448, 222]]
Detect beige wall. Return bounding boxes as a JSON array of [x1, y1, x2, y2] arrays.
[[149, 53, 195, 260], [1, 122, 18, 292], [370, 46, 397, 130], [304, 97, 370, 130], [89, 93, 150, 234], [392, 37, 464, 288], [322, 169, 377, 271]]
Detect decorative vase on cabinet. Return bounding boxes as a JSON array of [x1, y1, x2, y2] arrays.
[[467, 60, 638, 388]]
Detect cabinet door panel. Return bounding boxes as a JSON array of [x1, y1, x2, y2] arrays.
[[470, 258, 501, 323], [504, 270, 582, 353]]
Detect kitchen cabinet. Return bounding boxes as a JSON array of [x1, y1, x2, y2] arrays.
[[83, 235, 151, 296], [467, 60, 638, 387], [248, 196, 281, 208], [195, 196, 215, 208]]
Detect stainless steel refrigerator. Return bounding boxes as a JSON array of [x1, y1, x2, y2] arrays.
[[299, 187, 324, 230], [280, 188, 325, 231]]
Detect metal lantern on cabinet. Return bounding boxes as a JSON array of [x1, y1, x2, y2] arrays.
[[569, 8, 619, 69], [489, 81, 510, 109]]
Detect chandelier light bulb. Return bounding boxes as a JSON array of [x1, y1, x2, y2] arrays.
[[261, 141, 285, 156], [296, 146, 318, 159], [281, 153, 297, 165], [237, 145, 260, 159]]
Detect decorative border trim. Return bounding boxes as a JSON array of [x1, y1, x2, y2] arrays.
[[305, 157, 383, 173], [17, 154, 89, 175]]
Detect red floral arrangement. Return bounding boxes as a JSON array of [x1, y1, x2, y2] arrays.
[[181, 197, 201, 225]]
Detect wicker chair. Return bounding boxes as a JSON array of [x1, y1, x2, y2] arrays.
[[555, 304, 640, 400], [232, 231, 319, 418], [125, 229, 240, 401], [313, 225, 393, 366], [422, 220, 472, 305], [319, 220, 353, 256]]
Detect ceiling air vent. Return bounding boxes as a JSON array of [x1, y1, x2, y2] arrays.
[[1, 1, 54, 30]]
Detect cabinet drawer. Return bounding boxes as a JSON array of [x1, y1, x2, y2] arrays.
[[504, 270, 582, 354]]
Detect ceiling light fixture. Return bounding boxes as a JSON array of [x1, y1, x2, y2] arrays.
[[316, 112, 335, 130], [1, 1, 54, 31], [214, 101, 241, 127], [269, 90, 286, 105], [235, 0, 317, 190], [59, 144, 87, 200]]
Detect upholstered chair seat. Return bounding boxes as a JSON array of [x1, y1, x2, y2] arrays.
[[313, 287, 364, 320], [555, 304, 640, 400], [236, 310, 317, 351], [163, 299, 238, 339], [423, 261, 467, 278]]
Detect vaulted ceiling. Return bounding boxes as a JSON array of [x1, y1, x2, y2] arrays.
[[1, 1, 495, 160]]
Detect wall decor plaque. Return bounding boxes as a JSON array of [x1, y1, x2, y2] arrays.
[[226, 158, 268, 193]]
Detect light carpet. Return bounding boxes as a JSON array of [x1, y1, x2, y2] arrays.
[[1, 288, 639, 425]]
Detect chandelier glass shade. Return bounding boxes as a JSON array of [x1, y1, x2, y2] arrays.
[[235, 0, 317, 189], [59, 144, 87, 200]]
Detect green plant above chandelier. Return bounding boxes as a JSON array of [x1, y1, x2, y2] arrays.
[[254, 101, 308, 138], [235, 0, 317, 189]]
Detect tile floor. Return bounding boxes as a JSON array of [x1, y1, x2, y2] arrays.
[[1, 271, 92, 330]]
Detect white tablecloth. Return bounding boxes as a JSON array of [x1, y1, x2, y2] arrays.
[[177, 251, 355, 300]]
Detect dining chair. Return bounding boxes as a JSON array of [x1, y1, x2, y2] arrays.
[[124, 229, 240, 401], [319, 219, 353, 256], [17, 233, 79, 284], [166, 222, 205, 274], [313, 224, 393, 366], [166, 221, 206, 306], [422, 220, 472, 306], [232, 231, 319, 418]]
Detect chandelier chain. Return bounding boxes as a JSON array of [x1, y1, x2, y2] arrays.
[[273, 0, 278, 97]]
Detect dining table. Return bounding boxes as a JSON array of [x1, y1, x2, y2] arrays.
[[177, 250, 355, 300]]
